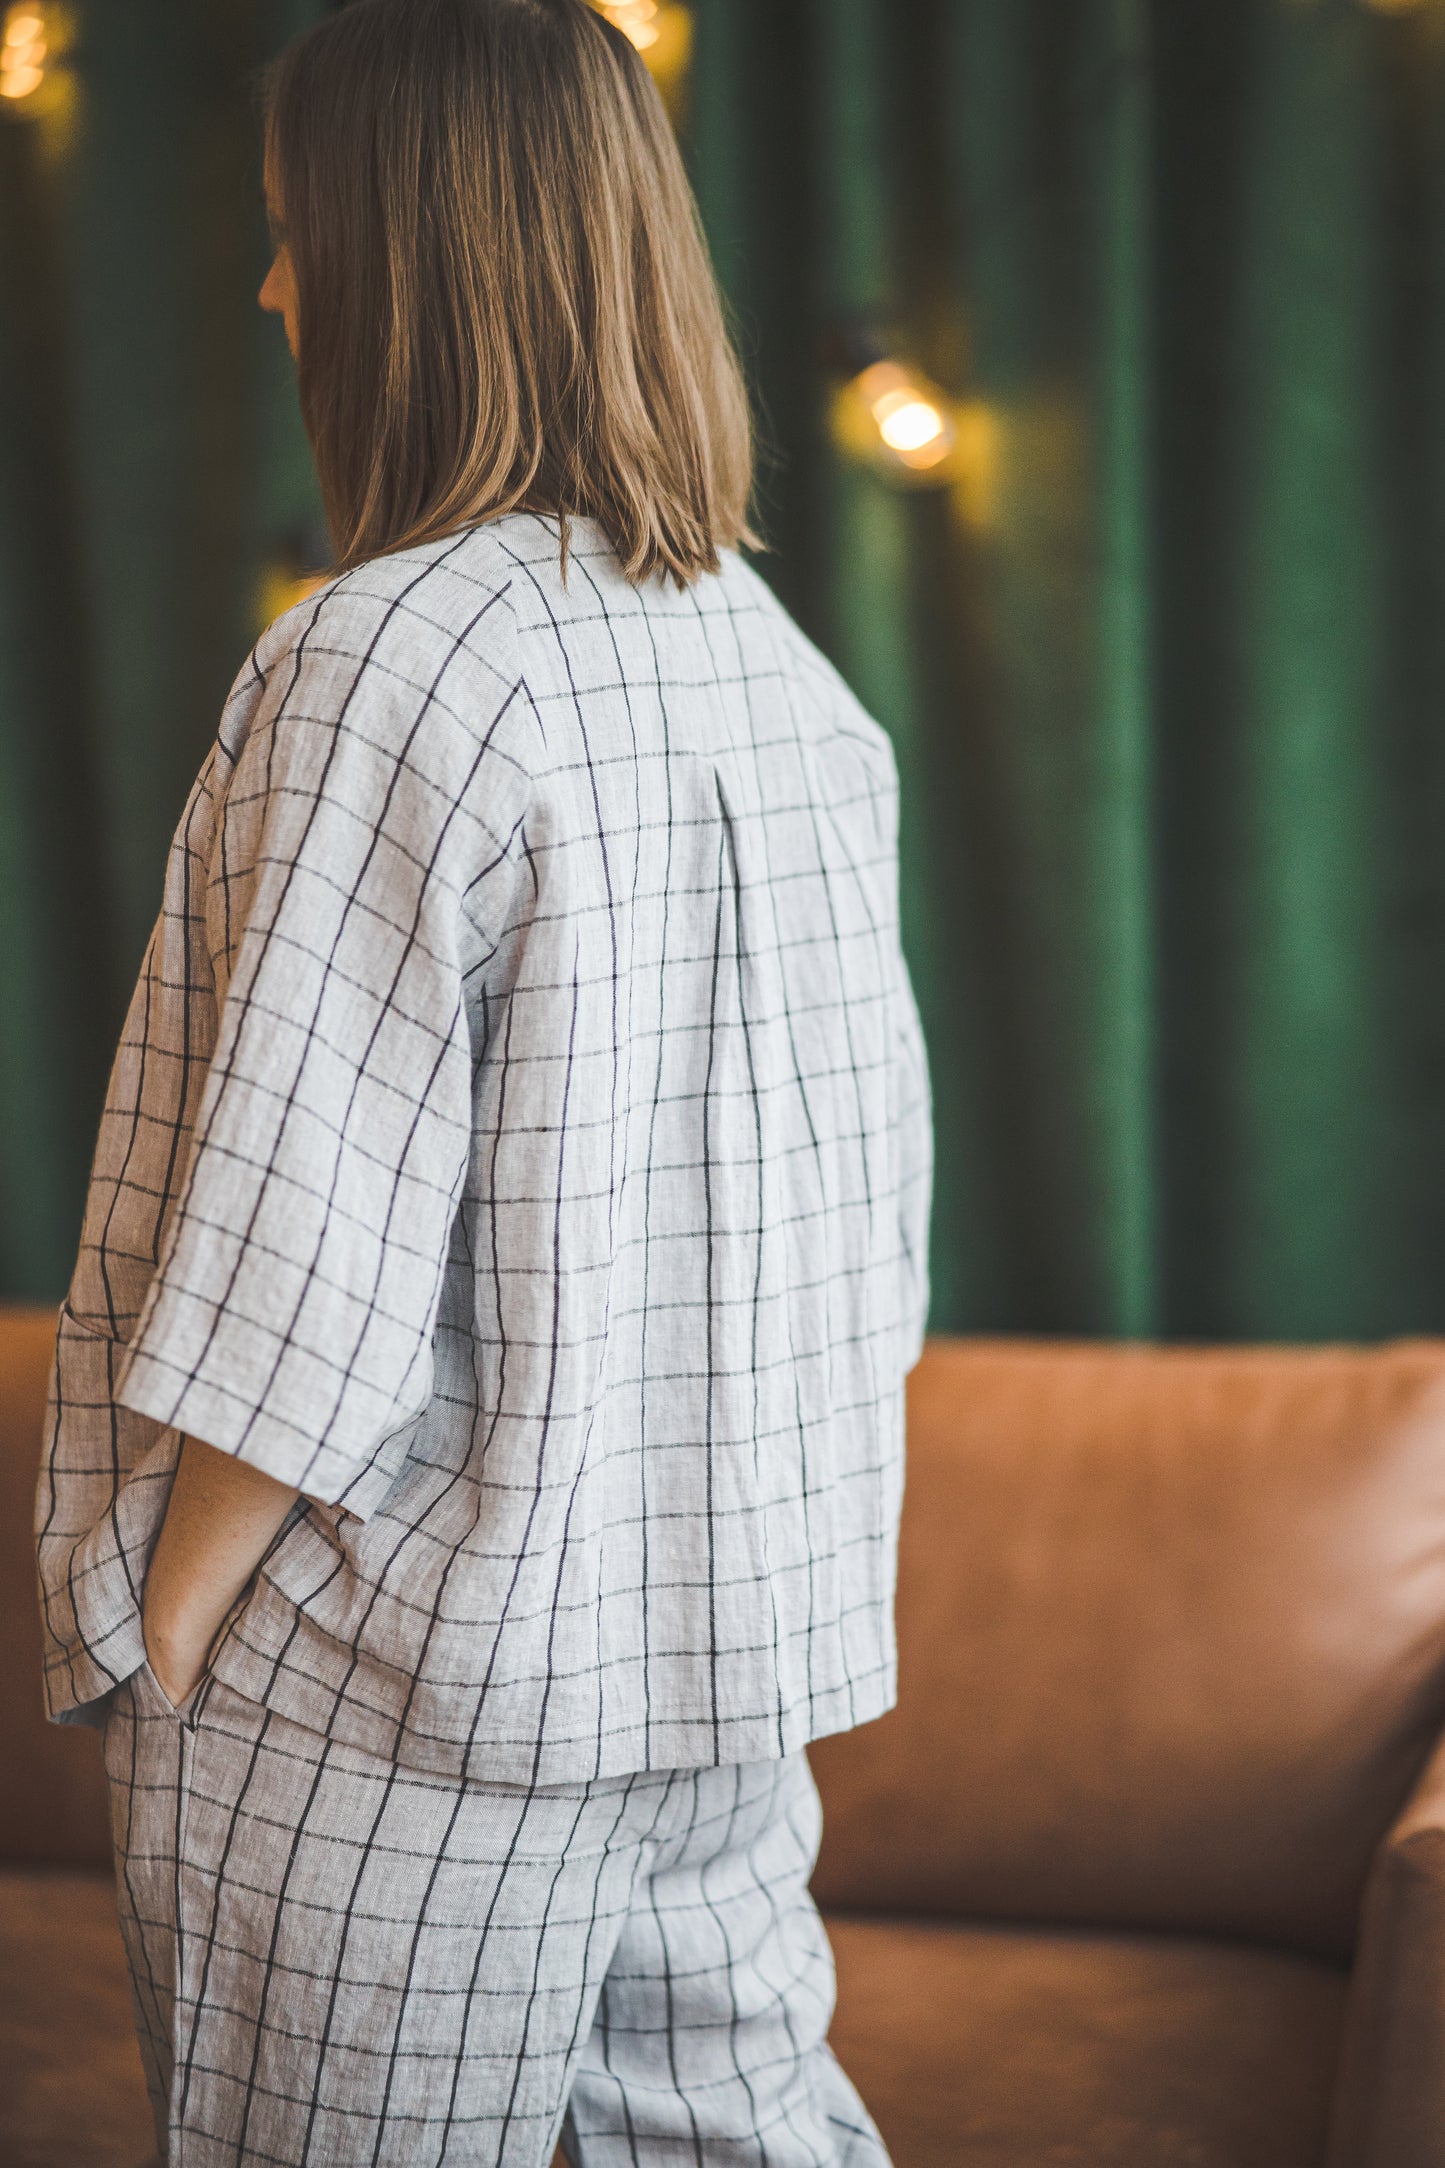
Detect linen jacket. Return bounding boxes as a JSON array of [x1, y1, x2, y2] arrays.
[[35, 513, 933, 1785]]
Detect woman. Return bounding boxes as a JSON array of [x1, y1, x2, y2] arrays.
[[35, 2, 933, 2161]]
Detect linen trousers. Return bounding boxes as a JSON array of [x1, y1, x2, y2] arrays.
[[102, 1659, 889, 2168]]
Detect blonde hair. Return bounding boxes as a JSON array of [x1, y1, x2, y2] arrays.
[[261, 0, 757, 586]]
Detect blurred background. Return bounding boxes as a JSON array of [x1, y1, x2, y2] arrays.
[[4, 0, 1445, 1342]]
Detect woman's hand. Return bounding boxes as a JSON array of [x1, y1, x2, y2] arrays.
[[142, 1437, 300, 1709], [143, 1595, 220, 1710]]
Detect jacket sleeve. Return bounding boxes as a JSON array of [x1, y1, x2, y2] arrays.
[[111, 582, 530, 1512]]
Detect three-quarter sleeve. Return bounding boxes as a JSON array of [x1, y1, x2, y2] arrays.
[[112, 583, 529, 1510]]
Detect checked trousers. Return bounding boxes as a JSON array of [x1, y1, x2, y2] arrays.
[[102, 1661, 891, 2167]]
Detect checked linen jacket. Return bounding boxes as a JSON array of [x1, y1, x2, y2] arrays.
[[36, 512, 933, 1786]]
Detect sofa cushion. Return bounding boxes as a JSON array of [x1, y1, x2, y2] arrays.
[[812, 1337, 1445, 1957], [826, 1912, 1349, 2168], [0, 1867, 154, 2168]]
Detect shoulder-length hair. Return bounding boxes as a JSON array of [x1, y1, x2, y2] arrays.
[[261, 0, 757, 586]]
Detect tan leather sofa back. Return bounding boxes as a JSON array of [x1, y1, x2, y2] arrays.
[[811, 1337, 1445, 1960], [0, 1306, 110, 1867], [12, 1305, 1445, 1959]]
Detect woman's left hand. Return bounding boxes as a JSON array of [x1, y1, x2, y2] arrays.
[[142, 1588, 224, 1709], [142, 1436, 300, 1708]]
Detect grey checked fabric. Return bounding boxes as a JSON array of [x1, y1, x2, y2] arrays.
[[107, 1658, 889, 2166], [36, 511, 933, 1785]]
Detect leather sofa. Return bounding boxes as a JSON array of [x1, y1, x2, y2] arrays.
[[7, 1307, 1445, 2165]]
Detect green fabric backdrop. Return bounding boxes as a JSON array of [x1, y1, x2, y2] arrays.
[[3, 0, 1444, 1341]]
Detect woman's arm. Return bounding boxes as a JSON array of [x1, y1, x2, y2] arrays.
[[142, 1437, 299, 1707]]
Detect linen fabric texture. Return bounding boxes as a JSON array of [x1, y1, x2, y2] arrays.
[[107, 1659, 890, 2167], [35, 512, 933, 1786]]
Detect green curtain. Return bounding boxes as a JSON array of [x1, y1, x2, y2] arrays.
[[0, 0, 324, 1296], [693, 0, 1445, 1340], [4, 0, 1445, 1343]]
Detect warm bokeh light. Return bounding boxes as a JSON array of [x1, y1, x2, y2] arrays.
[[605, 0, 660, 47], [831, 359, 964, 485], [1, 4, 47, 99], [860, 365, 956, 470], [0, 4, 74, 123], [874, 390, 950, 462], [596, 0, 659, 48], [588, 0, 691, 101]]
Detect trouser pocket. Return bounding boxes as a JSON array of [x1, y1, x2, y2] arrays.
[[137, 1653, 204, 1727]]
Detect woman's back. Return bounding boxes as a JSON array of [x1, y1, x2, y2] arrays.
[[41, 511, 932, 1785]]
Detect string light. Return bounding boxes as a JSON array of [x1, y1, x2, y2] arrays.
[[0, 5, 48, 101], [0, 2, 74, 129], [588, 0, 692, 107], [873, 374, 954, 466], [599, 0, 660, 50], [827, 331, 997, 518], [832, 358, 960, 484]]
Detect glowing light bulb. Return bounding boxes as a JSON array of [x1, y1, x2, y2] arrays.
[[874, 390, 948, 460], [602, 0, 661, 48], [830, 357, 961, 482], [0, 1, 53, 102], [582, 0, 690, 108], [861, 366, 953, 462], [0, 1, 76, 133]]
